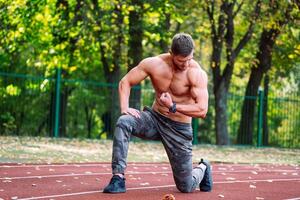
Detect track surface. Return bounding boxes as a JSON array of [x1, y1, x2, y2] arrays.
[[0, 162, 300, 200]]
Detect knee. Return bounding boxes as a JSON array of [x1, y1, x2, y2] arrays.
[[116, 115, 135, 131], [116, 115, 130, 127]]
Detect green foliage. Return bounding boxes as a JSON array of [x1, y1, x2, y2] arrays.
[[268, 94, 300, 148], [0, 112, 17, 135], [0, 0, 299, 147], [66, 84, 105, 139]]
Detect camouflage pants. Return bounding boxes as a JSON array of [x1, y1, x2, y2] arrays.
[[111, 106, 205, 193]]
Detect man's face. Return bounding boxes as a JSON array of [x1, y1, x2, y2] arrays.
[[171, 51, 194, 71]]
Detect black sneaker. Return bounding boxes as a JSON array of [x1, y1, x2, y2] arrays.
[[199, 159, 213, 192], [103, 175, 126, 193]]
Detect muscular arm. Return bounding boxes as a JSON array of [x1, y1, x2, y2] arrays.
[[176, 69, 208, 118], [119, 59, 150, 114]]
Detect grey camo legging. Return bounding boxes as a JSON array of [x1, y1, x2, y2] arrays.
[[111, 106, 205, 193]]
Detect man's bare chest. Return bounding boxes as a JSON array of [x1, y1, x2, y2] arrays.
[[150, 71, 191, 96]]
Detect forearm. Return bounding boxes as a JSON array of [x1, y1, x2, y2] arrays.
[[118, 79, 131, 113], [176, 103, 207, 119]]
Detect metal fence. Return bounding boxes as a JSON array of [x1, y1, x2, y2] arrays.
[[1, 71, 299, 148]]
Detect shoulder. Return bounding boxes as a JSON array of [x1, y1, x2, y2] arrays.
[[138, 54, 167, 71], [140, 54, 167, 65], [188, 61, 208, 86]]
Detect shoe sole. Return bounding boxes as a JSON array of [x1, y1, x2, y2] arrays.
[[103, 190, 126, 194]]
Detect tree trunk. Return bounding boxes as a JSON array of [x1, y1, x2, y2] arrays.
[[159, 12, 171, 52], [237, 68, 264, 144], [237, 0, 293, 145], [108, 71, 121, 139], [84, 104, 94, 139], [214, 82, 230, 145], [263, 75, 269, 145], [49, 90, 55, 137], [128, 0, 143, 110], [206, 1, 261, 145], [237, 29, 279, 144], [59, 86, 72, 137]]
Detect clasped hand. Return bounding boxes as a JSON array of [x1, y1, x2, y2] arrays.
[[159, 92, 173, 109]]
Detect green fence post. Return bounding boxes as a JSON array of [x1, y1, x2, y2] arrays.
[[54, 67, 61, 138], [192, 118, 199, 145], [257, 88, 264, 147]]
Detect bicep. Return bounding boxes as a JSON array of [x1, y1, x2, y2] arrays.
[[191, 71, 208, 108]]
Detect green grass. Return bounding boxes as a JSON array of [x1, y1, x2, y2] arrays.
[[0, 136, 299, 165]]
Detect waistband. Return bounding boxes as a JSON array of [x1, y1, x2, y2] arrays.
[[143, 106, 192, 127]]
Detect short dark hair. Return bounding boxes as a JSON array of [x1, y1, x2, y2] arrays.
[[171, 33, 194, 56]]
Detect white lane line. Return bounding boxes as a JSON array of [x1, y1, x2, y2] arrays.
[[0, 163, 170, 168], [1, 169, 299, 180], [0, 171, 172, 180], [284, 198, 300, 200], [15, 178, 300, 200], [17, 185, 176, 200], [1, 163, 295, 168], [215, 178, 300, 184], [1, 170, 299, 180]]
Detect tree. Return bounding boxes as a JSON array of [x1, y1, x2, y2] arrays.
[[237, 1, 298, 144], [127, 0, 144, 110], [204, 0, 261, 145], [92, 0, 125, 138]]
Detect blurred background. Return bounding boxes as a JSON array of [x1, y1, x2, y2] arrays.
[[0, 0, 299, 148]]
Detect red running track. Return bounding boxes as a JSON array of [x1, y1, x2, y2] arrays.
[[0, 162, 300, 200]]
